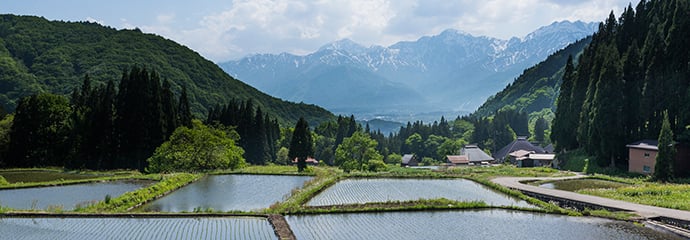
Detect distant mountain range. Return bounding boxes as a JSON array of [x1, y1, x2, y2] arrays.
[[220, 20, 598, 122]]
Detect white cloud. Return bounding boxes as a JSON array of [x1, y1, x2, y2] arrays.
[[85, 16, 103, 24], [132, 0, 630, 62]]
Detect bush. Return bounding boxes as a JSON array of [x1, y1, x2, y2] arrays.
[[147, 120, 246, 173], [0, 176, 8, 185], [367, 160, 388, 172]]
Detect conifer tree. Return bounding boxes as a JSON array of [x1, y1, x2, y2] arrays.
[[289, 117, 313, 172], [654, 111, 675, 182]]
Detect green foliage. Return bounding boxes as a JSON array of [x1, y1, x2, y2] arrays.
[[0, 114, 12, 165], [276, 147, 290, 165], [7, 93, 71, 167], [654, 111, 675, 182], [0, 14, 333, 126], [578, 182, 690, 211], [289, 117, 314, 172], [385, 153, 402, 165], [552, 1, 690, 171], [0, 175, 8, 185], [366, 159, 388, 172], [207, 99, 281, 165], [335, 131, 382, 172], [147, 120, 246, 173]]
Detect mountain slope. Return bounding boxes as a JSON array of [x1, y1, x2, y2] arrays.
[[220, 21, 598, 119], [472, 37, 592, 118], [0, 14, 333, 125]]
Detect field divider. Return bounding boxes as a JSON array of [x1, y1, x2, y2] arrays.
[[0, 212, 270, 218]]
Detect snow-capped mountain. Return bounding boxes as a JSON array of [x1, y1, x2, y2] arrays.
[[220, 20, 598, 119]]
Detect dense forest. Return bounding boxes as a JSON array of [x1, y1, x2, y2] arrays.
[[551, 0, 690, 168], [0, 14, 333, 126], [4, 67, 192, 170]]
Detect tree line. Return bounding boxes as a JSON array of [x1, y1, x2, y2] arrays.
[[2, 66, 192, 170], [551, 0, 690, 170]]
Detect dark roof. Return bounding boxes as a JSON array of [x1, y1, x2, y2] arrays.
[[461, 145, 494, 162], [543, 144, 554, 154], [626, 139, 658, 151], [402, 154, 416, 164], [494, 137, 545, 162]]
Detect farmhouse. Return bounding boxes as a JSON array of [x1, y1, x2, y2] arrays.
[[446, 155, 469, 166], [494, 136, 546, 164], [626, 140, 658, 174], [401, 154, 419, 167], [460, 145, 494, 165]]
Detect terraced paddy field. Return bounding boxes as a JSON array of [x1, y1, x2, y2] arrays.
[[0, 180, 153, 210], [141, 175, 313, 212], [0, 216, 277, 240], [287, 210, 684, 240], [306, 178, 532, 207]]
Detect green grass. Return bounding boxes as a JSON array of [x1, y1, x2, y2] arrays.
[[297, 198, 490, 214], [0, 168, 138, 184], [79, 173, 202, 213], [578, 183, 690, 211], [215, 164, 317, 176], [0, 169, 154, 190], [582, 209, 639, 221]]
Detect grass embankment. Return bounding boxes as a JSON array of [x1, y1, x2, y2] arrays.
[[79, 173, 202, 213], [215, 164, 317, 176], [0, 168, 151, 189], [299, 198, 489, 214], [266, 167, 343, 214]]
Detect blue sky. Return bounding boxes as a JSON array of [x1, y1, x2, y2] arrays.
[[3, 0, 633, 62]]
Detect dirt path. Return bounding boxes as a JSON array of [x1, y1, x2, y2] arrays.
[[267, 214, 296, 240]]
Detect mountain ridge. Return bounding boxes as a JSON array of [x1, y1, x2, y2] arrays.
[[220, 20, 598, 121], [0, 14, 334, 126]]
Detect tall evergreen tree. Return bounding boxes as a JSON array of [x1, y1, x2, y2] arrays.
[[289, 117, 313, 172], [551, 55, 577, 151], [177, 86, 192, 128], [654, 111, 675, 182]]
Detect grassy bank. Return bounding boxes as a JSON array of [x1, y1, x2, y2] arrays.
[[297, 198, 489, 214], [0, 169, 153, 189], [266, 167, 343, 214], [578, 182, 690, 211], [79, 173, 202, 213]]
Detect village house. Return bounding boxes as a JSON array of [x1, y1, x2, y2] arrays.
[[626, 140, 690, 176], [460, 145, 495, 165], [492, 137, 555, 167], [626, 140, 658, 174], [401, 154, 419, 167], [446, 155, 469, 166]]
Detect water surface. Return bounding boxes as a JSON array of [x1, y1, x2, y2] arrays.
[[0, 217, 276, 240], [306, 178, 531, 207], [0, 180, 152, 210], [141, 175, 312, 212], [287, 210, 683, 240]]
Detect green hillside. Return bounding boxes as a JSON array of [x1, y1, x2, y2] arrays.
[[472, 37, 591, 118], [0, 14, 333, 125], [551, 0, 690, 171]]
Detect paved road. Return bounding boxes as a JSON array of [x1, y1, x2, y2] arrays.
[[491, 175, 690, 221]]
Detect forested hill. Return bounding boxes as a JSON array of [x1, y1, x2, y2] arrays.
[[0, 14, 333, 126], [471, 37, 591, 118], [551, 0, 690, 168]]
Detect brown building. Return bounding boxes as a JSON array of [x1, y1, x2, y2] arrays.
[[446, 155, 469, 166], [627, 140, 659, 175]]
